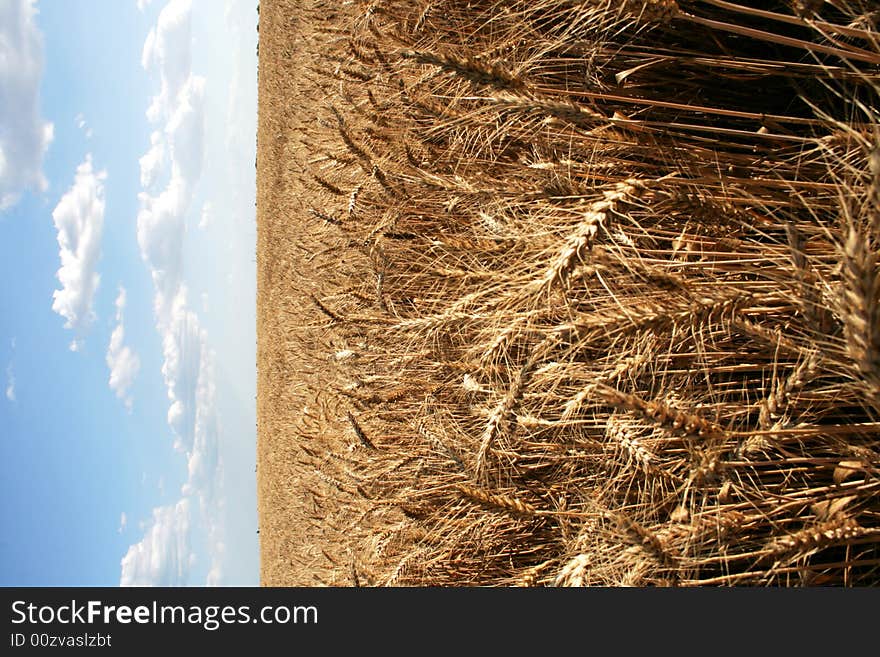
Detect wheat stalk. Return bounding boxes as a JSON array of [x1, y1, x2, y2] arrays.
[[841, 222, 880, 400]]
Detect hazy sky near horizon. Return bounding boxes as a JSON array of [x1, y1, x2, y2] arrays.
[[0, 0, 258, 585]]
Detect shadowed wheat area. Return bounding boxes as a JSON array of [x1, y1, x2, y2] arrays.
[[257, 0, 880, 586]]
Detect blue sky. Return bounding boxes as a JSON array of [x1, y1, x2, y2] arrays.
[[0, 0, 258, 585]]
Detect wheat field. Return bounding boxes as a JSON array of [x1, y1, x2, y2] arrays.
[[257, 0, 880, 586]]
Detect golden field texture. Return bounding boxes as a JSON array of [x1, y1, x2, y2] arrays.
[[257, 0, 880, 586]]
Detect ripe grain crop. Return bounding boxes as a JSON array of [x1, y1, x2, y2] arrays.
[[258, 0, 880, 586]]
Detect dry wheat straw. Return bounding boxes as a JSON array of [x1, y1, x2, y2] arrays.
[[268, 0, 880, 587]]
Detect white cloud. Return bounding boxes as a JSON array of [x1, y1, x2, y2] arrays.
[[106, 286, 141, 410], [136, 0, 210, 451], [124, 0, 225, 586], [185, 338, 226, 585], [141, 27, 155, 70], [5, 363, 15, 402], [137, 0, 155, 11], [139, 131, 165, 189], [160, 288, 205, 452], [137, 180, 187, 322], [118, 511, 128, 533], [153, 291, 227, 583], [51, 155, 106, 347], [0, 0, 53, 211], [166, 76, 205, 185], [120, 499, 193, 586], [142, 0, 193, 125], [206, 558, 224, 587], [198, 201, 211, 230], [115, 286, 127, 317], [136, 97, 205, 325]]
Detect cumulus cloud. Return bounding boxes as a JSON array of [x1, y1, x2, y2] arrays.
[[120, 312, 226, 585], [106, 287, 141, 411], [5, 363, 15, 402], [185, 337, 226, 585], [135, 80, 205, 302], [136, 0, 210, 450], [118, 512, 128, 534], [166, 76, 205, 185], [0, 0, 53, 211], [139, 131, 165, 189], [182, 341, 220, 502], [142, 0, 193, 125], [51, 155, 106, 348], [123, 0, 225, 586], [159, 288, 204, 452], [135, 91, 205, 321], [137, 2, 206, 323], [137, 181, 187, 321], [120, 499, 193, 586]]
